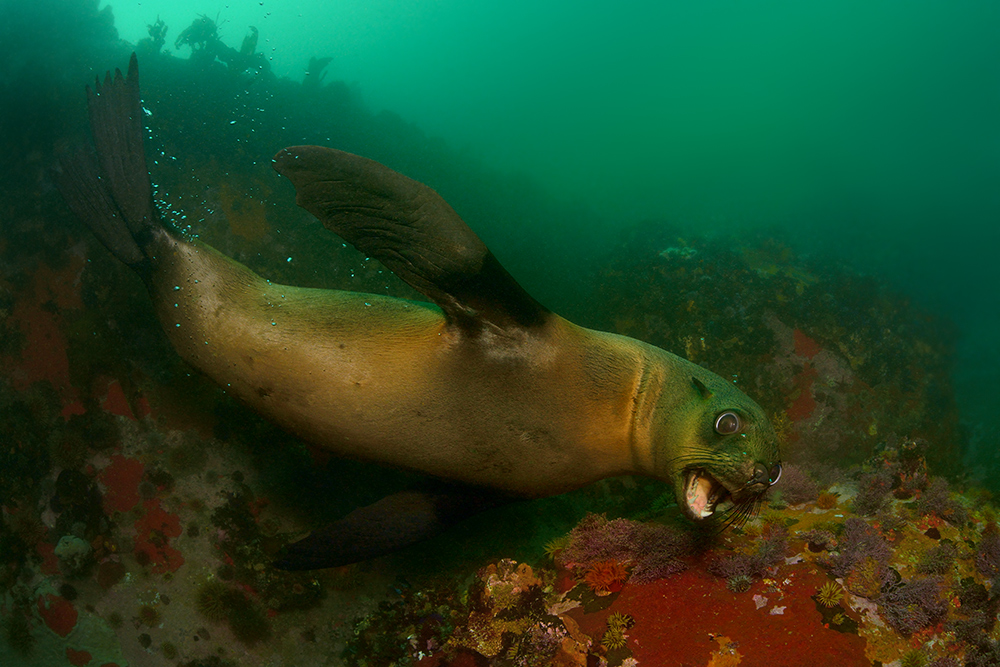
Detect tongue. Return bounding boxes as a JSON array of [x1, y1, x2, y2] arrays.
[[687, 473, 715, 518]]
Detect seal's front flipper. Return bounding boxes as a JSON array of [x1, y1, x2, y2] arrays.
[[272, 487, 511, 571], [56, 53, 158, 274], [272, 146, 548, 334]]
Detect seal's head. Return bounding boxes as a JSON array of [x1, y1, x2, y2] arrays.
[[651, 372, 782, 526]]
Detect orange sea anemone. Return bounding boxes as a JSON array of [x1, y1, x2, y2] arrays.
[[584, 560, 629, 594]]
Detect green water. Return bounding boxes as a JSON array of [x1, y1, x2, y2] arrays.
[[0, 0, 996, 476], [106, 0, 1000, 469], [1, 1, 999, 664]]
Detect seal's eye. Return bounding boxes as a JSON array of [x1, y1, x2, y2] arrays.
[[768, 463, 782, 486], [714, 412, 741, 435]]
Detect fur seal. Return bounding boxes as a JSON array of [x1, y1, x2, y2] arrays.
[[59, 56, 781, 568]]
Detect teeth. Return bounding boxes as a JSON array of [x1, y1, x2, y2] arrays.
[[686, 471, 716, 518]]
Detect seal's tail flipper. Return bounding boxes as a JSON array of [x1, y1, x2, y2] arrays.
[[56, 53, 157, 271], [272, 146, 549, 334], [272, 487, 510, 571]]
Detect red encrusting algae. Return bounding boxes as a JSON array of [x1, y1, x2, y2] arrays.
[[99, 454, 144, 514], [793, 329, 822, 359], [569, 564, 868, 667], [133, 498, 185, 573], [37, 593, 78, 638], [66, 647, 93, 665]]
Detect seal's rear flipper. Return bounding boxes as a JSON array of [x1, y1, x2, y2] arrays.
[[56, 53, 158, 273], [272, 487, 511, 570], [272, 146, 549, 334]]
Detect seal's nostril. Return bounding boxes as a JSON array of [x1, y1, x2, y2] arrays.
[[768, 463, 782, 486]]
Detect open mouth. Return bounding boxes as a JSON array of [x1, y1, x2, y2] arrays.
[[684, 469, 732, 519]]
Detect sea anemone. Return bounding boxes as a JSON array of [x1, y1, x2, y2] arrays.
[[601, 627, 626, 650], [195, 580, 232, 622], [137, 604, 161, 627], [584, 560, 629, 594], [815, 492, 839, 510], [161, 642, 178, 660], [816, 581, 843, 607], [727, 574, 752, 593], [900, 649, 928, 667], [606, 612, 634, 631], [543, 535, 570, 559], [226, 593, 272, 645], [4, 609, 35, 656]]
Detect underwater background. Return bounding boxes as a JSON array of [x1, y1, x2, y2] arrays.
[[1, 1, 998, 665]]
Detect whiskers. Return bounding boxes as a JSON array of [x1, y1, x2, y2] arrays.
[[714, 493, 766, 533], [665, 446, 743, 472]]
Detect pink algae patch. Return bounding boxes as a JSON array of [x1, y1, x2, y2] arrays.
[[134, 498, 185, 573], [793, 328, 822, 359], [37, 593, 78, 638], [100, 379, 135, 420], [3, 259, 85, 413], [36, 541, 60, 575], [572, 563, 867, 667], [99, 454, 144, 513], [787, 364, 818, 422], [67, 647, 93, 666]]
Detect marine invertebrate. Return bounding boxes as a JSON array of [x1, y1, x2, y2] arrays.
[[225, 591, 271, 645], [583, 560, 629, 594], [161, 641, 178, 660], [137, 604, 161, 627], [543, 535, 570, 559], [601, 627, 626, 650], [727, 574, 752, 593], [4, 608, 35, 656], [900, 649, 928, 667], [816, 581, 843, 607], [606, 612, 634, 631], [195, 580, 232, 622], [815, 491, 839, 510]]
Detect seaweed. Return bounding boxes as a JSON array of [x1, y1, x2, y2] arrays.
[[877, 577, 947, 637], [769, 463, 818, 505], [917, 477, 969, 525], [916, 541, 957, 575], [828, 518, 891, 579], [851, 470, 893, 517], [974, 523, 1000, 583]]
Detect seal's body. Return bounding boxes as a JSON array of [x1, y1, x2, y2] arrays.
[[60, 56, 781, 568], [151, 237, 641, 496]]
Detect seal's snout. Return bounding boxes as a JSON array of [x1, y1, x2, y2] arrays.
[[749, 462, 782, 489]]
